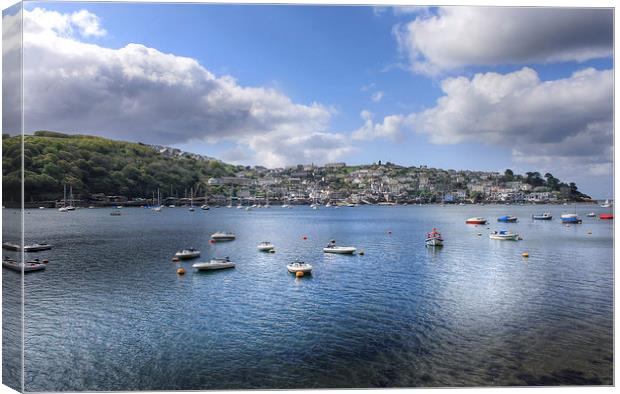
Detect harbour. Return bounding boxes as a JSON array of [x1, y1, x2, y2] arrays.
[[2, 204, 613, 390]]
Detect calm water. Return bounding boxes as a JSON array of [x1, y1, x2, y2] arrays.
[[2, 204, 614, 390]]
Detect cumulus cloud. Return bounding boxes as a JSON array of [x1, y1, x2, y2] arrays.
[[356, 67, 613, 176], [13, 7, 352, 167], [352, 110, 405, 141], [395, 7, 613, 75]]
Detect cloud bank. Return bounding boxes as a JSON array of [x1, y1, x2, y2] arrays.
[[12, 8, 353, 168], [395, 7, 613, 75], [358, 67, 613, 176]]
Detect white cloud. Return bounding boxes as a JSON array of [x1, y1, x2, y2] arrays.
[[370, 91, 384, 102], [395, 7, 613, 75], [352, 111, 405, 141], [13, 8, 353, 168], [355, 67, 613, 177]]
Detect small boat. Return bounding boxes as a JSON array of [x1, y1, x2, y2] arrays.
[[466, 217, 487, 224], [560, 213, 582, 223], [281, 204, 290, 208], [497, 215, 518, 223], [245, 206, 252, 211], [532, 213, 553, 220], [200, 205, 210, 210], [110, 211, 121, 216], [168, 205, 176, 208], [211, 231, 236, 241], [286, 261, 313, 274], [489, 230, 520, 241], [425, 228, 443, 247], [587, 212, 596, 217], [323, 241, 356, 254], [174, 248, 201, 260], [257, 241, 275, 252], [600, 213, 613, 220], [189, 207, 195, 212], [3, 257, 47, 272], [88, 206, 95, 209], [193, 257, 235, 271], [2, 242, 52, 252], [38, 206, 45, 209], [601, 199, 612, 208], [237, 204, 243, 209], [116, 205, 123, 209]]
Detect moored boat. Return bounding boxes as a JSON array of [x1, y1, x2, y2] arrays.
[[3, 257, 47, 272], [286, 261, 313, 274], [174, 248, 201, 259], [425, 228, 443, 247], [466, 217, 487, 225], [600, 213, 613, 220], [323, 240, 356, 254], [257, 241, 275, 252], [2, 242, 52, 252], [211, 231, 236, 241], [532, 212, 553, 220], [497, 215, 518, 223], [193, 257, 235, 271], [587, 212, 596, 217], [489, 230, 520, 241], [601, 199, 612, 208], [560, 213, 582, 223]]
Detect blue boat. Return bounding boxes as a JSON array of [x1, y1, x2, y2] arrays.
[[560, 213, 582, 223], [497, 215, 518, 223]]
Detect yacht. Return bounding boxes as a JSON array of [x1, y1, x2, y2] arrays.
[[193, 257, 235, 271], [211, 231, 236, 241], [257, 241, 275, 252], [174, 248, 201, 260]]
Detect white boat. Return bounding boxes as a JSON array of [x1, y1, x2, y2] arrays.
[[286, 261, 313, 274], [38, 206, 45, 209], [152, 189, 162, 212], [425, 228, 443, 247], [59, 184, 72, 212], [489, 230, 520, 241], [257, 241, 275, 252], [211, 231, 236, 241], [201, 204, 210, 210], [168, 205, 176, 208], [245, 206, 252, 211], [323, 241, 357, 254], [587, 212, 596, 217], [237, 204, 243, 209], [3, 257, 47, 272], [193, 257, 235, 271], [174, 248, 201, 260], [189, 188, 196, 211], [601, 199, 612, 208], [2, 242, 52, 252], [88, 206, 95, 209]]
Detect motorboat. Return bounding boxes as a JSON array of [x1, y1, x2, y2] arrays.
[[425, 228, 443, 247], [497, 215, 518, 223], [38, 206, 45, 209], [286, 261, 313, 274], [257, 242, 275, 252], [211, 231, 236, 241], [245, 206, 252, 211], [193, 257, 235, 271], [587, 212, 596, 217], [489, 230, 520, 241], [560, 213, 582, 223], [2, 242, 52, 252], [3, 257, 47, 272], [601, 199, 612, 208], [281, 204, 290, 208], [323, 241, 356, 254], [466, 217, 487, 224], [532, 213, 553, 220], [110, 211, 121, 216], [200, 205, 210, 210], [600, 213, 613, 220], [236, 204, 243, 209], [174, 248, 201, 260], [189, 206, 195, 212]]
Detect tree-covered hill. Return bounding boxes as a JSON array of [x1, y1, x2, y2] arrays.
[[3, 131, 241, 202]]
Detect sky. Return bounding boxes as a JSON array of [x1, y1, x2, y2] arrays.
[[2, 3, 614, 197]]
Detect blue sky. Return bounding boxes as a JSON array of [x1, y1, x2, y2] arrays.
[[14, 3, 615, 197]]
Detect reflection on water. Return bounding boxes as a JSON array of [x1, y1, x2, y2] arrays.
[[2, 204, 612, 390]]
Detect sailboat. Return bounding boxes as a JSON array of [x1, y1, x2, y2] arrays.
[[189, 188, 195, 211], [153, 189, 162, 212], [58, 184, 69, 212], [200, 187, 210, 210], [66, 186, 76, 210]]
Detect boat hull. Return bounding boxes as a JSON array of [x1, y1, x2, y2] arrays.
[[287, 265, 312, 274], [192, 262, 235, 270], [425, 238, 443, 247], [257, 245, 275, 251], [323, 247, 357, 254], [489, 234, 519, 241]]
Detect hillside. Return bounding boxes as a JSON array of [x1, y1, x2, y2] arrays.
[[2, 131, 241, 203]]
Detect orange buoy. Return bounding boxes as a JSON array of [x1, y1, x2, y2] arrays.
[[296, 271, 304, 277], [177, 268, 186, 275], [522, 252, 529, 258]]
